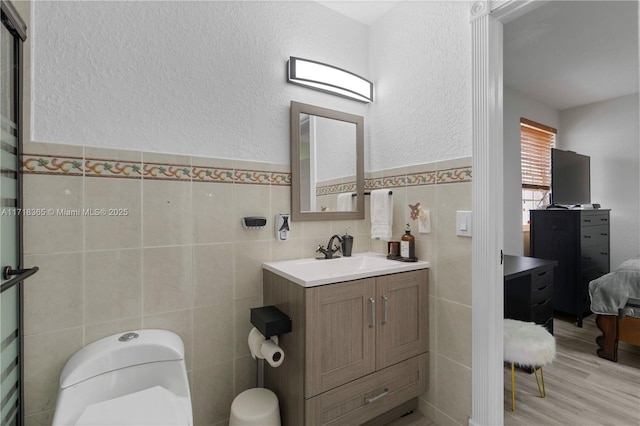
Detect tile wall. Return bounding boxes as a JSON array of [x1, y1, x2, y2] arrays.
[[21, 141, 471, 426]]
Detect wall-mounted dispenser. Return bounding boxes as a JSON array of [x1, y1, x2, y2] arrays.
[[242, 216, 267, 230], [275, 213, 290, 241]]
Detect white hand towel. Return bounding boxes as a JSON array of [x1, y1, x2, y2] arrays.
[[337, 193, 353, 211], [370, 189, 393, 239]]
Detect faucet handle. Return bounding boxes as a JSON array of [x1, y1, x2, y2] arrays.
[[316, 245, 325, 253]]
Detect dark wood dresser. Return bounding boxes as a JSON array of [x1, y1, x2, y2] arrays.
[[504, 255, 557, 334], [530, 209, 611, 327]]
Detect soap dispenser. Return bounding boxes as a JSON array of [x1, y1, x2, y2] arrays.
[[400, 223, 415, 260], [275, 213, 290, 242], [341, 227, 353, 257]]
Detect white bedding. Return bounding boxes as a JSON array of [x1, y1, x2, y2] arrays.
[[589, 256, 640, 318]]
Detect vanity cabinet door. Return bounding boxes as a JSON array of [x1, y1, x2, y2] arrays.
[[376, 270, 428, 370], [305, 278, 377, 397]]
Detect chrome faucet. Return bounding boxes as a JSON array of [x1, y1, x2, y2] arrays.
[[316, 234, 343, 259]]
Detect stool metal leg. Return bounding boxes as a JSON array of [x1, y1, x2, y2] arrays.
[[534, 367, 546, 398], [511, 362, 516, 411]]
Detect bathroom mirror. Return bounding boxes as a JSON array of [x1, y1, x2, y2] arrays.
[[290, 101, 364, 221]]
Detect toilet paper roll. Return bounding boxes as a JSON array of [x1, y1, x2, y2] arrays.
[[248, 327, 284, 367], [260, 339, 285, 368]]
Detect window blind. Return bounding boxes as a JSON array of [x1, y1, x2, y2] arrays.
[[521, 118, 556, 189]]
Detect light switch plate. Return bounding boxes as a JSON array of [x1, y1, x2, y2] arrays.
[[456, 211, 472, 237]]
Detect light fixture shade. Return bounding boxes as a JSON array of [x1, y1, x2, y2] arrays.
[[287, 57, 374, 103]]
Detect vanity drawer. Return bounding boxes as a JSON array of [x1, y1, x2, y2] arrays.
[[305, 354, 427, 426]]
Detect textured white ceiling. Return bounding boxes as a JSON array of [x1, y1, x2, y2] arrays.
[[504, 1, 638, 111], [317, 1, 400, 26]]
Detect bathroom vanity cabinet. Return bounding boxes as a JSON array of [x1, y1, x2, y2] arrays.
[[263, 268, 429, 426]]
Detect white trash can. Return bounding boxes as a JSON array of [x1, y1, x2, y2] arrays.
[[229, 388, 281, 426]]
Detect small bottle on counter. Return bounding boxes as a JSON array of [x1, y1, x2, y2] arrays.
[[400, 223, 415, 260], [341, 227, 353, 257]]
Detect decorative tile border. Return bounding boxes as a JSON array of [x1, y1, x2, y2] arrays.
[[84, 158, 143, 178], [23, 154, 84, 176], [316, 165, 471, 196], [192, 166, 235, 183], [21, 153, 291, 186], [22, 152, 469, 188], [316, 182, 357, 196], [436, 167, 472, 183], [406, 171, 438, 186]]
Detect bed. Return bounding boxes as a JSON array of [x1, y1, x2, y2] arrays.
[[589, 256, 640, 362]]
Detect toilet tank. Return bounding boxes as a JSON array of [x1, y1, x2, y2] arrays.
[[60, 329, 185, 389], [53, 330, 191, 426]]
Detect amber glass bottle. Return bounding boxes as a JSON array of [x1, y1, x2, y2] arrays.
[[400, 223, 415, 260]]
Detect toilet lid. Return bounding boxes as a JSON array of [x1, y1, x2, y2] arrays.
[[75, 386, 190, 426]]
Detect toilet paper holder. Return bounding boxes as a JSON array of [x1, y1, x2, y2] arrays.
[[248, 306, 292, 369], [250, 306, 292, 339]]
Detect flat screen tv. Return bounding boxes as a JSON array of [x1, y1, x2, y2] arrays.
[[551, 148, 591, 206]]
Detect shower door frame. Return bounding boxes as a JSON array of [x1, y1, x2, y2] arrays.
[[1, 1, 28, 424]]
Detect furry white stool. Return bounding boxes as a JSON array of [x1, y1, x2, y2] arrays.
[[503, 319, 556, 411]]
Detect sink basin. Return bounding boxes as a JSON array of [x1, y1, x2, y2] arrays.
[[263, 252, 429, 287]]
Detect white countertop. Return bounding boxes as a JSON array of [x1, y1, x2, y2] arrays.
[[263, 252, 430, 287]]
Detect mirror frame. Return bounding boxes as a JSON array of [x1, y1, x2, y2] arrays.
[[290, 101, 364, 221]]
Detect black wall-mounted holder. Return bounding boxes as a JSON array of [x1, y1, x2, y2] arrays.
[[242, 216, 267, 229], [250, 305, 292, 339]]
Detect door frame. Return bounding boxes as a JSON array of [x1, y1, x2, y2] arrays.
[[469, 1, 545, 425]]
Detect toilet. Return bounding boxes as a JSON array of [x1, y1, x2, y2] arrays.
[[52, 329, 193, 426]]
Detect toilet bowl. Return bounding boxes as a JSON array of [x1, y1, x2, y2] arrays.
[[52, 330, 193, 426]]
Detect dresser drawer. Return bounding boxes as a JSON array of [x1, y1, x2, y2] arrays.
[[581, 213, 609, 227], [305, 354, 427, 426], [580, 225, 609, 247], [582, 266, 609, 287], [581, 245, 609, 269]]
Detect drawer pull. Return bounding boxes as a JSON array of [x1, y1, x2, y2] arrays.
[[584, 219, 591, 223], [600, 233, 608, 236], [382, 295, 389, 324], [600, 252, 608, 256], [369, 298, 376, 328], [537, 285, 548, 291], [583, 235, 592, 239], [364, 388, 389, 404], [537, 271, 548, 277], [535, 299, 550, 307], [583, 256, 592, 260]]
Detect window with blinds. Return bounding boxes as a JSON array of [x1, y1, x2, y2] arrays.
[[521, 118, 556, 226]]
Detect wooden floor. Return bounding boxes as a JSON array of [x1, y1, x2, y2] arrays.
[[504, 314, 640, 425]]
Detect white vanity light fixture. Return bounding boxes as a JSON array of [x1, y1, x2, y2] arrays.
[[287, 56, 374, 103]]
